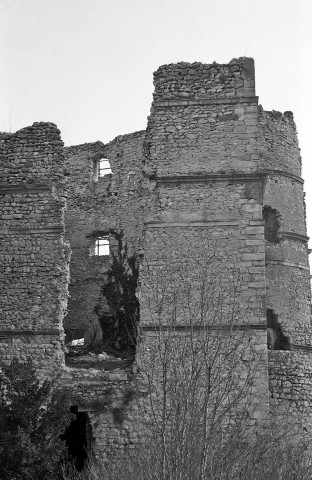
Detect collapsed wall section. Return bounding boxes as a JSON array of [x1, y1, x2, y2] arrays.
[[0, 123, 69, 376], [60, 133, 149, 462], [63, 131, 146, 351]]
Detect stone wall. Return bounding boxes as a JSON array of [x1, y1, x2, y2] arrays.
[[152, 58, 255, 100], [138, 57, 270, 428], [258, 108, 302, 176], [63, 131, 146, 334], [0, 123, 69, 377], [146, 60, 258, 177], [56, 365, 148, 464], [269, 350, 312, 435], [259, 109, 311, 347], [257, 102, 312, 432], [58, 58, 312, 458], [1, 57, 312, 464]]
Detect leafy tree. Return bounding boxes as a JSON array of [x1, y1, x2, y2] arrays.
[[0, 358, 72, 480]]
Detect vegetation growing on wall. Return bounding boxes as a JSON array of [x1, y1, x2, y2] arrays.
[[98, 232, 140, 359]]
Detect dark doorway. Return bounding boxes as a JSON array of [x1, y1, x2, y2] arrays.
[[61, 407, 91, 471]]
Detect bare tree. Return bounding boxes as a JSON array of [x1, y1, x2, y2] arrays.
[[62, 243, 312, 480], [136, 247, 266, 480]]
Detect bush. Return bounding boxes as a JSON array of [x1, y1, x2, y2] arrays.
[[59, 434, 312, 480], [0, 358, 72, 480]]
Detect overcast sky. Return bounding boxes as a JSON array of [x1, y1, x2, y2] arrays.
[[1, 0, 312, 237]]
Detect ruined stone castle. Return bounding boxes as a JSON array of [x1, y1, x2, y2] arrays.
[[1, 57, 312, 464]]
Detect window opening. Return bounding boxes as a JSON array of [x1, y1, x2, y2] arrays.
[[99, 158, 112, 177], [263, 206, 280, 244], [94, 236, 109, 256]]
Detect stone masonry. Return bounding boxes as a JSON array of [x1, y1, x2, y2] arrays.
[[0, 123, 69, 378], [1, 57, 312, 463]]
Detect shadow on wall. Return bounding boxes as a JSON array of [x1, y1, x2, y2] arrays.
[[65, 329, 85, 345]]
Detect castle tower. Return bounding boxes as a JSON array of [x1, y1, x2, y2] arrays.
[[139, 58, 312, 431], [258, 107, 312, 422]]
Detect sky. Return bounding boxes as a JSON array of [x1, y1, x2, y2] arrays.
[[1, 0, 312, 236]]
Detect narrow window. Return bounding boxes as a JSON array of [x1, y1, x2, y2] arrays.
[[263, 206, 280, 244], [94, 236, 109, 256], [99, 158, 112, 177]]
